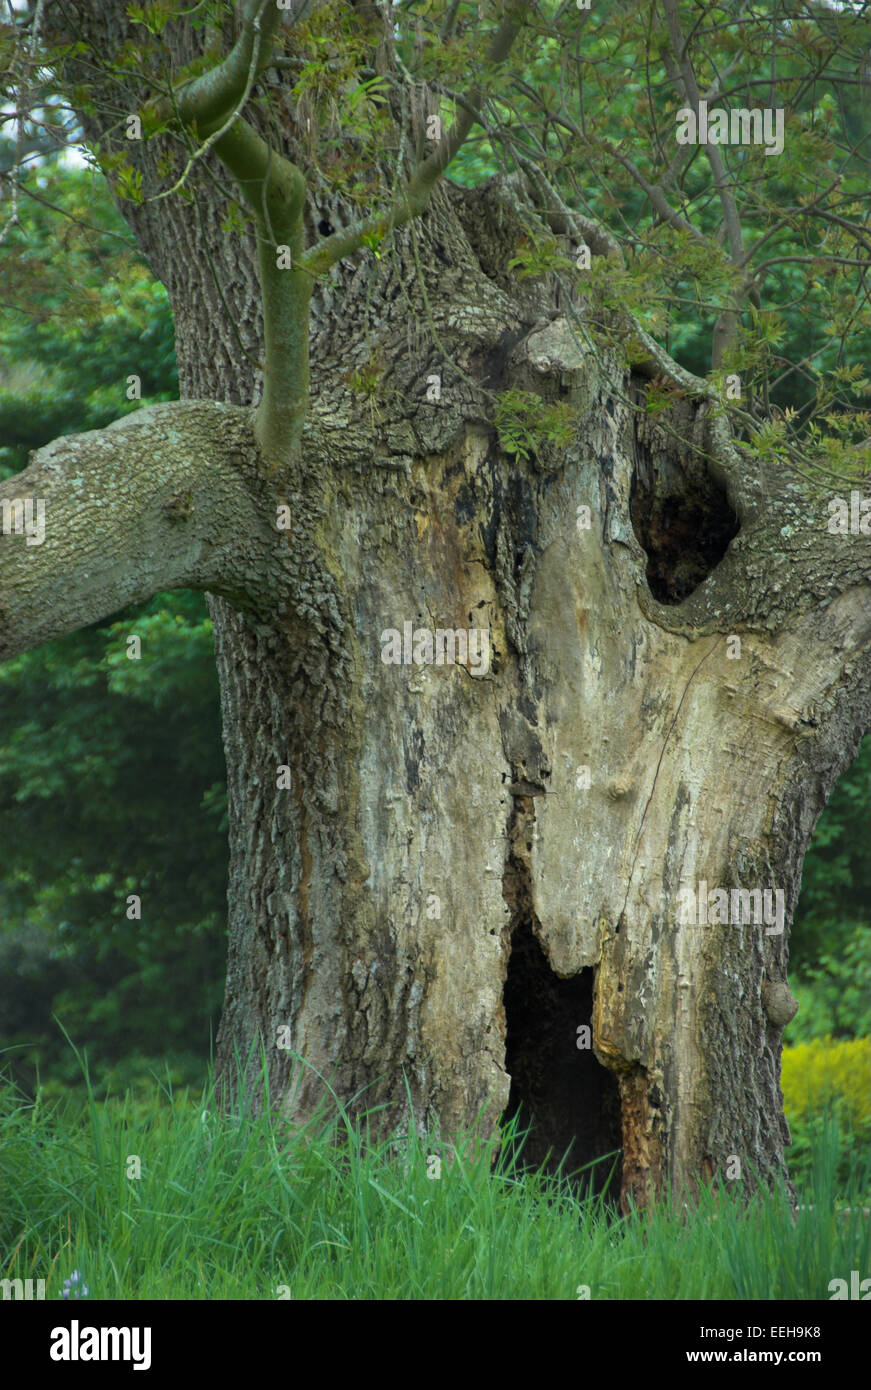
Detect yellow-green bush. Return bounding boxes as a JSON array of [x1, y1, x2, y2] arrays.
[[782, 1037, 871, 1126], [781, 1036, 870, 1197]]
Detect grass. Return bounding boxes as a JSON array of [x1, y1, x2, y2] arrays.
[[1, 1049, 868, 1301]]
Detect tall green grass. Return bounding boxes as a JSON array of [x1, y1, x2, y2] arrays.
[[1, 1047, 868, 1300]]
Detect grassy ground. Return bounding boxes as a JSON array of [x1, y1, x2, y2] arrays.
[[1, 1054, 868, 1301]]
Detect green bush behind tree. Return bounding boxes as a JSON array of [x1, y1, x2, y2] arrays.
[[0, 164, 223, 1093]]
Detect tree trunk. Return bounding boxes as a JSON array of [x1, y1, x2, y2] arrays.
[[12, 1, 871, 1210], [151, 171, 871, 1206]]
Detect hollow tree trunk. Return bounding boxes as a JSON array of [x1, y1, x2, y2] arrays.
[[14, 2, 871, 1211], [132, 170, 869, 1207]]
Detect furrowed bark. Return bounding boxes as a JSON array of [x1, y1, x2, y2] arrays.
[[0, 401, 274, 662], [14, 0, 871, 1212]]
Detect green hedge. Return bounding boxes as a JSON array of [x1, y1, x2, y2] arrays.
[[782, 1037, 871, 1197]]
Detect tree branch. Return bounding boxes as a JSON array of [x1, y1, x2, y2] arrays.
[[300, 6, 524, 277], [172, 0, 284, 131], [159, 2, 308, 461], [513, 154, 624, 261], [208, 117, 309, 461], [603, 148, 708, 247], [660, 0, 747, 366], [0, 402, 273, 662]]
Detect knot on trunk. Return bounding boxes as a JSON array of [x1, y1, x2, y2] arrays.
[[762, 979, 799, 1028]]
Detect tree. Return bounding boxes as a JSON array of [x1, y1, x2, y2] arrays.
[[0, 160, 177, 472], [1, 0, 869, 1209], [0, 163, 222, 1095]]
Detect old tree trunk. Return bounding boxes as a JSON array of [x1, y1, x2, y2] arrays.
[[3, 3, 870, 1210]]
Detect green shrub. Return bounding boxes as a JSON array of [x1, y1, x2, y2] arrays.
[[782, 1036, 871, 1198], [786, 921, 871, 1043]]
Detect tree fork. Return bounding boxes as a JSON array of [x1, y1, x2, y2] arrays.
[[6, 0, 870, 1211]]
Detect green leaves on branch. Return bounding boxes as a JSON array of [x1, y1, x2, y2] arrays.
[[494, 389, 576, 462], [507, 236, 576, 279], [126, 2, 176, 37]]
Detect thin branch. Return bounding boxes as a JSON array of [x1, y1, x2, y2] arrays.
[[300, 7, 524, 277], [754, 254, 871, 274], [152, 14, 268, 202], [0, 0, 47, 247], [660, 0, 749, 366], [513, 153, 624, 261], [0, 171, 138, 246], [604, 148, 709, 246], [661, 0, 744, 260]]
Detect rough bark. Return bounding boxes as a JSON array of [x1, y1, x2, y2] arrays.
[[4, 0, 870, 1209], [0, 402, 276, 660]]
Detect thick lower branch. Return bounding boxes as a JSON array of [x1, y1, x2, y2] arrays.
[[0, 401, 273, 662]]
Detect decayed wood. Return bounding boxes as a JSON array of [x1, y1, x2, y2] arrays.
[[3, 0, 868, 1207]]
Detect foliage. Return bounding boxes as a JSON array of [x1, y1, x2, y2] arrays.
[[506, 235, 576, 280], [783, 1037, 871, 1135], [0, 162, 221, 1096], [786, 923, 871, 1045], [781, 1037, 871, 1197], [0, 3, 868, 490], [0, 164, 176, 477], [789, 733, 871, 1048], [0, 590, 228, 1094], [445, 0, 871, 481], [494, 389, 576, 462], [791, 736, 871, 951], [0, 1058, 867, 1301]]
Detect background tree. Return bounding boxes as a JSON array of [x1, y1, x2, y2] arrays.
[[0, 0, 869, 1209], [0, 161, 225, 1093]]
